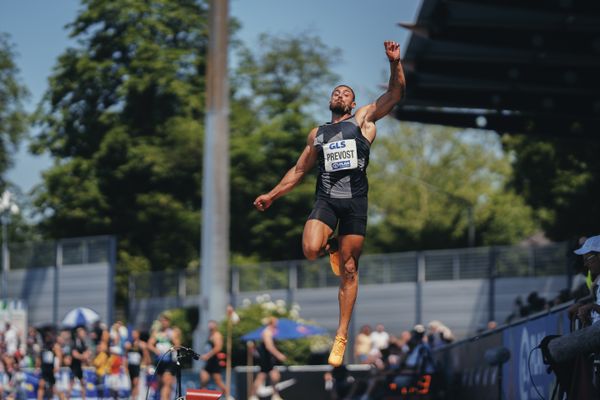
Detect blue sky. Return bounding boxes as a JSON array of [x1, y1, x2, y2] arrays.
[[0, 0, 420, 193]]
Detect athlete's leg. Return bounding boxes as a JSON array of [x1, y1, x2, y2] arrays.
[[328, 234, 364, 366], [336, 234, 364, 338], [302, 219, 333, 260]]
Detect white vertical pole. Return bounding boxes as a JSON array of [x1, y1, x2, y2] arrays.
[[196, 0, 230, 359]]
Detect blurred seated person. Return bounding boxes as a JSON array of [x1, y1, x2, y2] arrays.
[[426, 321, 454, 349], [568, 235, 600, 327], [389, 325, 435, 390], [571, 236, 593, 301], [354, 325, 372, 364]]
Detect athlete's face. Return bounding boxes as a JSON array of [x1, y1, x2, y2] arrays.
[[329, 86, 356, 115]]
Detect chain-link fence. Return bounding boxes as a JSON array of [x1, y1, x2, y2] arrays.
[[128, 241, 571, 300], [8, 235, 115, 269]]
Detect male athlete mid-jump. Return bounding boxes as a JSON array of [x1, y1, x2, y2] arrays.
[[254, 41, 405, 366]]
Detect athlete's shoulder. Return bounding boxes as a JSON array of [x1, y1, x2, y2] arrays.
[[355, 104, 374, 124], [307, 126, 319, 144]]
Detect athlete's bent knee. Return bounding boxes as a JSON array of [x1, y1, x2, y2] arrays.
[[303, 243, 321, 260], [341, 258, 358, 278]]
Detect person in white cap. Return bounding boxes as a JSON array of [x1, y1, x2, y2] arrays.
[[569, 235, 600, 326]]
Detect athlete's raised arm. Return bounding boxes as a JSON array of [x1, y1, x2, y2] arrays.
[[356, 41, 406, 140]]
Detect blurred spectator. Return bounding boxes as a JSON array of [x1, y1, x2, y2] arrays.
[[3, 323, 19, 357], [527, 291, 548, 314], [125, 329, 149, 400], [37, 331, 63, 400], [147, 313, 181, 400], [569, 235, 600, 327], [93, 341, 110, 397], [249, 317, 287, 400], [58, 329, 73, 373], [90, 321, 108, 350], [110, 321, 129, 353], [69, 327, 91, 400], [390, 325, 435, 391], [199, 320, 228, 397], [25, 326, 43, 368], [107, 346, 124, 400], [394, 331, 411, 355], [426, 320, 454, 349], [370, 324, 390, 352], [354, 325, 372, 364]]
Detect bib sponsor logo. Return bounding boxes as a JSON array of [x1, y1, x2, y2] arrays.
[[328, 141, 346, 150], [323, 139, 358, 172], [332, 161, 351, 169]]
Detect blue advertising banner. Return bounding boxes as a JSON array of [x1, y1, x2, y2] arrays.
[[502, 309, 570, 399], [431, 303, 573, 399]]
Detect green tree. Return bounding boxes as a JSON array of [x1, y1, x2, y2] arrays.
[[30, 0, 210, 305], [366, 123, 537, 252], [0, 33, 29, 188], [229, 33, 341, 261], [503, 134, 600, 239]]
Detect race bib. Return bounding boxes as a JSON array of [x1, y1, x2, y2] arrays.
[[128, 352, 141, 365], [323, 139, 358, 172]]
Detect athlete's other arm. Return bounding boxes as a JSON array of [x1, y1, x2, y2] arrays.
[[254, 127, 319, 211], [356, 41, 406, 142]]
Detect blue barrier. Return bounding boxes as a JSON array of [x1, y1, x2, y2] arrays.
[[15, 368, 131, 399], [433, 302, 572, 399], [9, 367, 204, 400]]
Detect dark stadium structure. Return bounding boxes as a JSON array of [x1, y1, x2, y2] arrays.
[[395, 0, 600, 138]]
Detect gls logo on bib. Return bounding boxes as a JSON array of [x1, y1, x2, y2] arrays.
[[323, 139, 358, 172]]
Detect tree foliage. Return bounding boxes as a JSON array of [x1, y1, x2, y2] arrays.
[[503, 134, 600, 240], [366, 123, 537, 252], [229, 33, 341, 261], [0, 33, 28, 188], [30, 0, 210, 304]]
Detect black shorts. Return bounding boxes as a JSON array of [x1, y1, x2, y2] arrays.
[[259, 354, 278, 373], [71, 364, 84, 381], [41, 368, 56, 386], [308, 197, 367, 236], [156, 360, 177, 376], [204, 354, 223, 374], [128, 365, 140, 379]]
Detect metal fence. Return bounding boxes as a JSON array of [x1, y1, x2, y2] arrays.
[[128, 241, 570, 300], [8, 235, 115, 269], [1, 235, 117, 326]]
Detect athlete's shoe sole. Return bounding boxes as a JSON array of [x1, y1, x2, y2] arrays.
[[328, 335, 347, 367]]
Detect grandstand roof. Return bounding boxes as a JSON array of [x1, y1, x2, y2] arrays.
[[395, 0, 600, 138]]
